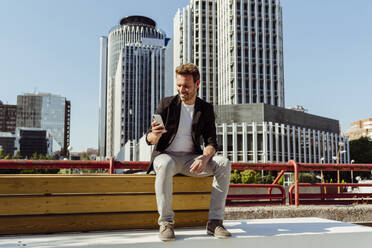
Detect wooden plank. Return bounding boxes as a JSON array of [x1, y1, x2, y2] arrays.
[[0, 175, 213, 194], [0, 211, 209, 235], [0, 193, 211, 215]]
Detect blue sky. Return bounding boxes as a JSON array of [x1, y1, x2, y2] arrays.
[[0, 0, 371, 152]]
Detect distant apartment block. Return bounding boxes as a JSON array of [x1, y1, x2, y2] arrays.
[[0, 132, 16, 156], [0, 101, 17, 133], [345, 118, 372, 141], [14, 127, 52, 158], [16, 93, 70, 155]]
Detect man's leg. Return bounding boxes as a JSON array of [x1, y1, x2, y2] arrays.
[[153, 153, 178, 224], [181, 154, 232, 238], [153, 153, 178, 241]]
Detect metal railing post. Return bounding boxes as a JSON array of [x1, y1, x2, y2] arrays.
[[109, 157, 115, 174], [288, 160, 299, 206]]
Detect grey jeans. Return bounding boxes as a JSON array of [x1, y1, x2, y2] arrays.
[[153, 152, 231, 224]]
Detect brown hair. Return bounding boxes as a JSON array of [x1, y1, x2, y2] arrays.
[[175, 63, 200, 83]]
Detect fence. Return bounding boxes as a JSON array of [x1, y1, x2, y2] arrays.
[[1, 159, 372, 206]]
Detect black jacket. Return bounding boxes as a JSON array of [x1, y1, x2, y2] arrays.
[[145, 95, 218, 173]]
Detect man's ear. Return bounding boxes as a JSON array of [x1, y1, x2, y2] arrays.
[[195, 79, 200, 89]]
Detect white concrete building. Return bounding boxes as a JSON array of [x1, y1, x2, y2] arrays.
[[217, 0, 284, 106], [216, 122, 349, 164], [174, 0, 219, 105], [174, 0, 284, 106]]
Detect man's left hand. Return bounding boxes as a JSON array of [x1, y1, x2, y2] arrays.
[[189, 156, 208, 174]]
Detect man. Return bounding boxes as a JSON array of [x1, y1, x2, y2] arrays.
[[146, 63, 231, 241]]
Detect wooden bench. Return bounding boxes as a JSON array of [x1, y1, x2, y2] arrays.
[[0, 174, 213, 235]]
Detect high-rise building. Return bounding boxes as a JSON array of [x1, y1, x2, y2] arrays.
[[0, 101, 17, 133], [98, 37, 108, 158], [217, 0, 284, 106], [174, 0, 219, 105], [99, 16, 168, 159], [345, 118, 372, 141], [16, 93, 70, 155], [174, 0, 350, 163], [174, 0, 284, 106]]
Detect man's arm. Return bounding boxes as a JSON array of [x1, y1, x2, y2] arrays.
[[147, 121, 166, 145], [189, 104, 218, 174], [189, 145, 215, 174], [145, 99, 167, 145]]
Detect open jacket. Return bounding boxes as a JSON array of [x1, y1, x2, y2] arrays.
[[145, 95, 218, 173]]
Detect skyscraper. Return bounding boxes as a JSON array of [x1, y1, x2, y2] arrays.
[[16, 93, 70, 155], [99, 16, 168, 159], [174, 0, 284, 106], [174, 0, 219, 105], [174, 0, 350, 163]]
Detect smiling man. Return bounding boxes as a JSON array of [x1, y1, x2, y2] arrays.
[[146, 63, 231, 241]]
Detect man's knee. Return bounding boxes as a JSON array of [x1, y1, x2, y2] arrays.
[[154, 154, 176, 174], [213, 156, 231, 174]]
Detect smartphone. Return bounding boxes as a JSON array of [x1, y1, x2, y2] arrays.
[[152, 114, 164, 126]]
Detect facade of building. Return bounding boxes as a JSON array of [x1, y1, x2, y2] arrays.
[[0, 102, 17, 133], [98, 37, 108, 157], [16, 93, 70, 155], [174, 0, 284, 106], [215, 104, 349, 163], [174, 0, 219, 105], [0, 132, 16, 157], [217, 0, 284, 106], [170, 0, 350, 164], [345, 118, 372, 141], [99, 16, 168, 159], [14, 127, 52, 158]]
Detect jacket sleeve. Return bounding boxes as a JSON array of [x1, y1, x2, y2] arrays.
[[145, 98, 165, 145], [202, 104, 218, 151]]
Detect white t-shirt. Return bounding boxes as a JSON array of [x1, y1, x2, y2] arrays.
[[165, 102, 195, 153]]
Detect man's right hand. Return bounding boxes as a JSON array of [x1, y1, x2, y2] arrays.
[[147, 120, 167, 145]]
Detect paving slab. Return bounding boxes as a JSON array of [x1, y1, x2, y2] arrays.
[[1, 218, 372, 248]]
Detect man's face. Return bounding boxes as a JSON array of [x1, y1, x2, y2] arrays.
[[176, 74, 200, 104]]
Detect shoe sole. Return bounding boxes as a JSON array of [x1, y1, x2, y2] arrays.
[[159, 236, 176, 242], [207, 230, 231, 239]]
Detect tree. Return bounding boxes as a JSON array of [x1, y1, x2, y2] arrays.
[[350, 137, 372, 163], [349, 137, 372, 179]]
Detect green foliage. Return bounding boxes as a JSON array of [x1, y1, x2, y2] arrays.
[[12, 151, 23, 159], [278, 175, 284, 185], [241, 170, 258, 184], [0, 149, 3, 159], [230, 170, 241, 184], [230, 170, 275, 184], [31, 152, 39, 160], [298, 173, 318, 183]]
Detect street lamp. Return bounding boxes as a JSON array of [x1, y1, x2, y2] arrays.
[[351, 159, 355, 183], [320, 157, 325, 182]]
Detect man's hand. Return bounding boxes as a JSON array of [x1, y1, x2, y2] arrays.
[[189, 156, 208, 174], [147, 120, 167, 145]]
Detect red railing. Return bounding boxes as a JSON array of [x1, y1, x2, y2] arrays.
[[289, 183, 372, 205], [227, 184, 286, 206], [1, 159, 372, 206]]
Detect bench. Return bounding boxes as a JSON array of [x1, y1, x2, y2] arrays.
[[0, 174, 213, 235]]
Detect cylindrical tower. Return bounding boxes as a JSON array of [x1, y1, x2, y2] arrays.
[[107, 16, 166, 79]]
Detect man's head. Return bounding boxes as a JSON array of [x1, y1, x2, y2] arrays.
[[175, 63, 200, 104]]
